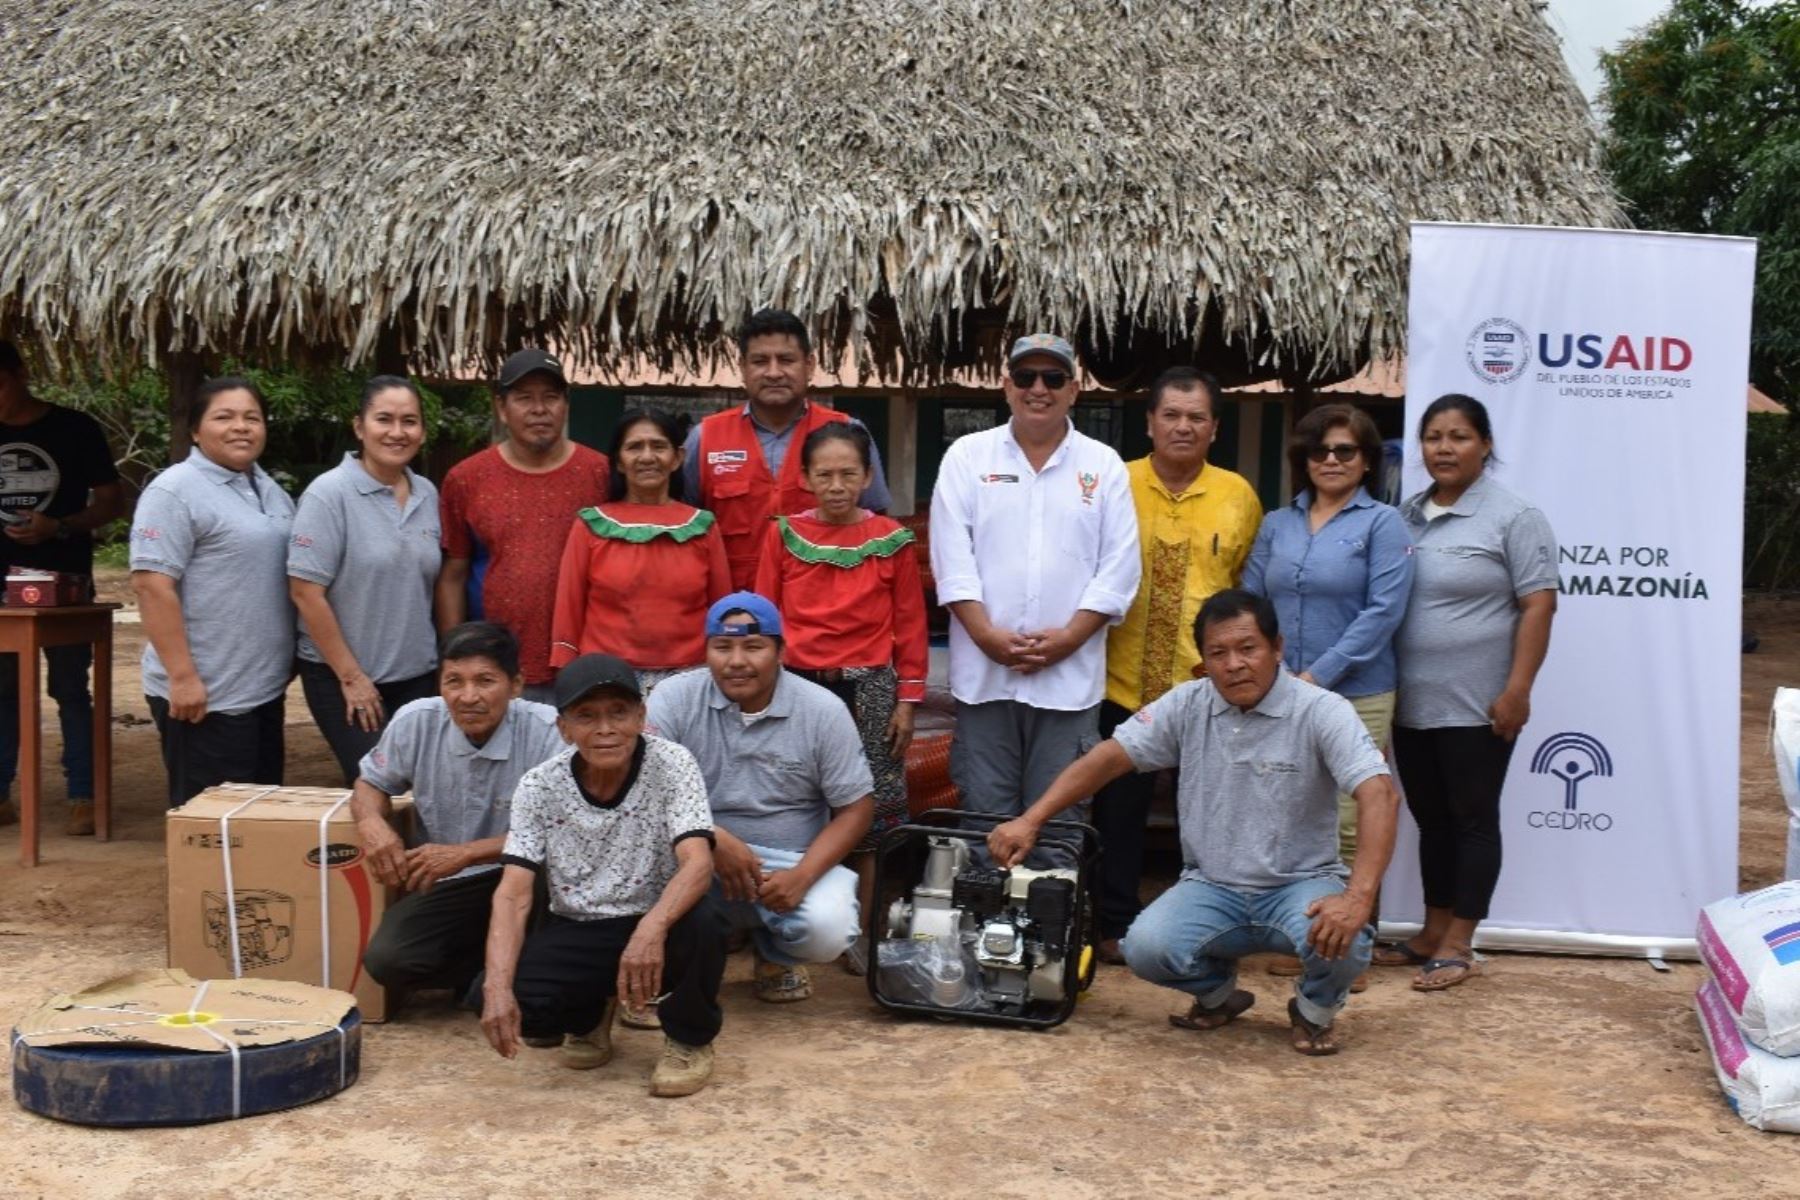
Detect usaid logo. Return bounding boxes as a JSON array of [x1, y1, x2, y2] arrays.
[[1526, 732, 1615, 831], [1465, 317, 1531, 385]]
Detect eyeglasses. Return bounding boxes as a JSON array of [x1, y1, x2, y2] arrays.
[[1308, 444, 1362, 464], [1009, 368, 1070, 390]]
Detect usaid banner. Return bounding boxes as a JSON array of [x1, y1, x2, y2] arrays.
[[1386, 222, 1756, 956]]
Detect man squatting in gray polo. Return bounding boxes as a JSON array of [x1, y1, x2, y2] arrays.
[[987, 588, 1400, 1055], [353, 622, 566, 996], [646, 591, 873, 1003]]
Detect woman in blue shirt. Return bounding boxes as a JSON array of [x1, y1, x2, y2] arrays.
[[1244, 403, 1413, 869]]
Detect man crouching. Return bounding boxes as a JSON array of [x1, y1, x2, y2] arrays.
[[987, 589, 1399, 1055], [479, 653, 728, 1096]]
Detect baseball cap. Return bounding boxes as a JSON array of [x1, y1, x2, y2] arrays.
[[1007, 333, 1077, 374], [497, 348, 568, 391], [552, 653, 642, 710], [705, 591, 783, 638]]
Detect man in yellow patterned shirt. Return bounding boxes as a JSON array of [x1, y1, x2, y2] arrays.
[[1094, 366, 1262, 960]]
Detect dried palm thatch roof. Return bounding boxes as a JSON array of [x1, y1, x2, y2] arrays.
[[0, 0, 1623, 384]]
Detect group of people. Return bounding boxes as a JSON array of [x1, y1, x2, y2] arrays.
[[0, 313, 1557, 1090]]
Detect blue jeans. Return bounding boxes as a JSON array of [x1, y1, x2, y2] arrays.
[[710, 843, 860, 967], [1122, 874, 1373, 1027], [0, 645, 94, 802]]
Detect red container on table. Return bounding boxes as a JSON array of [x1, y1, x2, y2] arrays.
[[4, 569, 90, 607]]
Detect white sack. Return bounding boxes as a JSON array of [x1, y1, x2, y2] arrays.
[[1696, 976, 1800, 1132], [1698, 880, 1800, 1056]]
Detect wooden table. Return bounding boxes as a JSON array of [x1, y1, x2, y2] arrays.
[[1, 604, 117, 866]]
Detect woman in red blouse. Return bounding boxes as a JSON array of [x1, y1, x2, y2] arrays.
[[755, 423, 929, 970], [551, 408, 731, 692]]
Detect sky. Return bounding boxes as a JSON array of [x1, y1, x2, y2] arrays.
[[1542, 0, 1674, 105]]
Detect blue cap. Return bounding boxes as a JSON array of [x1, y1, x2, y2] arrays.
[[705, 591, 783, 638], [1007, 333, 1077, 374]]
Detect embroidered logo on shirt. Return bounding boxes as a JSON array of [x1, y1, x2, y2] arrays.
[[134, 526, 160, 540], [1132, 707, 1153, 724], [291, 534, 314, 548], [980, 473, 1019, 484], [708, 450, 749, 465], [1077, 471, 1099, 505]]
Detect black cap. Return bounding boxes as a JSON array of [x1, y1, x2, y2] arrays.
[[553, 654, 642, 710], [497, 348, 568, 391]]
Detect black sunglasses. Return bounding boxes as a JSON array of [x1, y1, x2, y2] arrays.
[[1308, 444, 1362, 464], [1009, 368, 1070, 390]]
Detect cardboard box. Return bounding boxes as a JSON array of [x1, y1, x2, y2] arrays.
[[5, 568, 89, 607], [167, 785, 412, 1021]]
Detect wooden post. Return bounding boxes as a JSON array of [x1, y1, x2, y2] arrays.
[[885, 390, 919, 518], [164, 351, 207, 464]]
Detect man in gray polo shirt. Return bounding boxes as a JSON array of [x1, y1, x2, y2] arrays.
[[988, 589, 1398, 1055], [354, 622, 565, 998], [645, 591, 873, 1003]]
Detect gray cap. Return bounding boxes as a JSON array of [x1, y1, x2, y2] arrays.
[[497, 348, 568, 391], [1007, 333, 1077, 374]]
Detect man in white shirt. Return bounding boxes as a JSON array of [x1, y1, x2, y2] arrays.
[[929, 334, 1141, 864]]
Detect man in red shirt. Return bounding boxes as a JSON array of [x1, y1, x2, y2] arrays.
[[682, 309, 891, 590], [436, 350, 610, 701]]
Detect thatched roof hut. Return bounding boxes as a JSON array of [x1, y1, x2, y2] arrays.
[[0, 0, 1621, 386]]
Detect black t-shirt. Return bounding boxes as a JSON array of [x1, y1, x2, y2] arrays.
[[0, 403, 119, 575]]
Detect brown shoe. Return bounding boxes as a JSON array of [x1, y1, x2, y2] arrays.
[[1266, 954, 1303, 977], [1096, 937, 1127, 966], [649, 1036, 714, 1097], [753, 954, 812, 1003], [65, 802, 95, 837], [618, 1002, 662, 1030], [1350, 970, 1369, 994], [561, 999, 617, 1070], [1287, 998, 1340, 1056], [1168, 989, 1256, 1031], [0, 799, 17, 827]]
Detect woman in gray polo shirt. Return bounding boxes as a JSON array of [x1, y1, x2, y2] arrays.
[[1377, 394, 1557, 991], [130, 376, 297, 807], [288, 376, 443, 783]]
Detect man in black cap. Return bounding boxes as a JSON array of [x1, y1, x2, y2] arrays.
[[479, 653, 728, 1098], [0, 340, 128, 835], [435, 350, 611, 702]]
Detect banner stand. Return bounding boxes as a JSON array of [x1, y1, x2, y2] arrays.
[[1377, 921, 1696, 962], [1386, 222, 1756, 955]]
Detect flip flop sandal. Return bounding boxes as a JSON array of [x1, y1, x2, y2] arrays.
[[1370, 941, 1433, 968], [1169, 989, 1255, 1031], [1411, 957, 1480, 992], [1287, 999, 1340, 1056]]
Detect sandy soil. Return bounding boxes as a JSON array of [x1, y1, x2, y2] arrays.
[[2, 576, 1798, 1199]]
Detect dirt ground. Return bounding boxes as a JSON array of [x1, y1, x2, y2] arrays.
[[3, 576, 1798, 1199]]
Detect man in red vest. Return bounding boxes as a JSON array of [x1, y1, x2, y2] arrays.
[[683, 309, 891, 590]]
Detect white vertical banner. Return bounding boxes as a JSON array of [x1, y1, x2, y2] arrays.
[[1387, 222, 1756, 957]]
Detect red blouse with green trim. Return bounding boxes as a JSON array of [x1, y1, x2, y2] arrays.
[[551, 502, 732, 671], [753, 510, 930, 703]]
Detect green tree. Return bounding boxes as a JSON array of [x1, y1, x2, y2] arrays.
[[1600, 0, 1800, 400]]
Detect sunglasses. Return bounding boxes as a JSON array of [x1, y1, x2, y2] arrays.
[[1308, 444, 1362, 464], [1009, 368, 1070, 390]]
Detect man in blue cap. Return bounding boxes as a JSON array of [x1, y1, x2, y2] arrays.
[[646, 592, 874, 1002]]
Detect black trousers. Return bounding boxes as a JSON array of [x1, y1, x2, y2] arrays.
[[1091, 700, 1176, 940], [297, 658, 440, 786], [363, 870, 501, 994], [489, 895, 728, 1047], [148, 694, 285, 809], [1392, 725, 1517, 922]]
